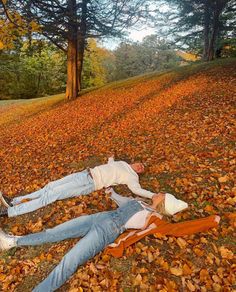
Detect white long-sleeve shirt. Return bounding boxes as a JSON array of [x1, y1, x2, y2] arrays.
[[90, 157, 154, 199]]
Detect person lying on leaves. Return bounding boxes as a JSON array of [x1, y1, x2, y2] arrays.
[[0, 189, 220, 292], [0, 156, 156, 217]]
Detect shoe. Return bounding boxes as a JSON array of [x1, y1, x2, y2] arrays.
[[0, 206, 8, 217], [0, 229, 17, 251], [0, 192, 13, 207]]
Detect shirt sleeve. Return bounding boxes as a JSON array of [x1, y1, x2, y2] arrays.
[[127, 180, 155, 199], [108, 156, 115, 164], [110, 188, 133, 207]]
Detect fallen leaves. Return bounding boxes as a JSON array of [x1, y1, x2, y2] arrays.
[[219, 246, 234, 259], [170, 266, 183, 276], [176, 237, 188, 249], [218, 175, 229, 183], [0, 61, 235, 291]]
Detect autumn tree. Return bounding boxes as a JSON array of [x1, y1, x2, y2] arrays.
[[82, 39, 115, 88], [0, 2, 40, 50], [114, 35, 179, 79], [154, 0, 236, 60], [1, 0, 152, 99], [0, 41, 67, 99]]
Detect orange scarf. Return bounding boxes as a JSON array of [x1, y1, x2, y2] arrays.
[[105, 214, 219, 258]]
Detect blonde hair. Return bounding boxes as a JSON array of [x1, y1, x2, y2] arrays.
[[155, 200, 168, 216]]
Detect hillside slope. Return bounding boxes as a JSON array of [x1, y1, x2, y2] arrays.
[[0, 59, 235, 291]]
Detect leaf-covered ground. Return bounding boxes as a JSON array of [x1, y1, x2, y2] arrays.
[[0, 59, 235, 292]]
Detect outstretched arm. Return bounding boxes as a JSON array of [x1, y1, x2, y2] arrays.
[[106, 188, 133, 207], [127, 181, 155, 199]]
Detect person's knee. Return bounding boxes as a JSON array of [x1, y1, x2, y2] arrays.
[[40, 192, 56, 206]]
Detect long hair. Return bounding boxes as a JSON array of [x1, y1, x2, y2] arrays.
[[155, 200, 168, 216]]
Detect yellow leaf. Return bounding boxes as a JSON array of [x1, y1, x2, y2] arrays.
[[219, 246, 234, 259], [204, 205, 215, 213], [147, 251, 154, 263], [218, 175, 229, 183], [133, 274, 142, 286], [0, 41, 4, 50], [176, 238, 187, 249], [0, 273, 6, 281], [170, 267, 183, 276], [212, 283, 221, 292], [193, 247, 204, 256], [186, 280, 195, 291], [101, 254, 110, 262]]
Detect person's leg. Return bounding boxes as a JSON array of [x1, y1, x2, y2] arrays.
[[8, 171, 95, 217], [32, 214, 120, 292], [11, 171, 89, 205], [11, 189, 45, 205], [17, 214, 95, 246]]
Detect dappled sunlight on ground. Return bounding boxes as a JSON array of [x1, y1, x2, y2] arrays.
[[0, 59, 235, 291]]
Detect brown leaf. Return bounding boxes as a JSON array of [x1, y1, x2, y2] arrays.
[[200, 269, 209, 281], [183, 263, 192, 275]]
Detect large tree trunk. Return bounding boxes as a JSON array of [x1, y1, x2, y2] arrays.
[[77, 36, 86, 92], [66, 0, 78, 100], [207, 9, 220, 60], [202, 1, 210, 61], [66, 37, 78, 99], [207, 0, 227, 61], [77, 0, 88, 92]]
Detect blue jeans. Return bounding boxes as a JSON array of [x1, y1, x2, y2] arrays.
[[16, 200, 143, 292], [8, 170, 95, 217]]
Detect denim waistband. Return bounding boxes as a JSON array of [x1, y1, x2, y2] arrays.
[[83, 169, 95, 184], [110, 200, 144, 233]]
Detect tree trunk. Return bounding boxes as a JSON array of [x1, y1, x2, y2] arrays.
[[207, 9, 220, 60], [66, 37, 78, 99], [77, 0, 88, 92], [66, 0, 78, 100], [207, 0, 227, 61], [202, 1, 210, 61], [77, 36, 86, 91]]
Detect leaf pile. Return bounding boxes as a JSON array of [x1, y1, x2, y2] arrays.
[[0, 59, 235, 291]]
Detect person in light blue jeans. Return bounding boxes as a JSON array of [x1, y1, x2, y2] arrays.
[[0, 190, 166, 292], [1, 157, 158, 217], [6, 170, 95, 217]]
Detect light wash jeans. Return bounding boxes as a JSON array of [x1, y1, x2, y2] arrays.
[[8, 170, 95, 217], [16, 199, 143, 292]]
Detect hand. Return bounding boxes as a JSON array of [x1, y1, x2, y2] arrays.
[[153, 192, 165, 199], [105, 187, 113, 194]]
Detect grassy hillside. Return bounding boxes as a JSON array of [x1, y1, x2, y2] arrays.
[[0, 59, 235, 291]]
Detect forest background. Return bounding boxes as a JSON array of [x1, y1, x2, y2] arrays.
[[0, 0, 235, 100]]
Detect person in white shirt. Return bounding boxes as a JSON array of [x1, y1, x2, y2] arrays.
[[0, 156, 156, 217]]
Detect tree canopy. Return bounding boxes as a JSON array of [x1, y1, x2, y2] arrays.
[[154, 0, 236, 60], [1, 0, 152, 99]]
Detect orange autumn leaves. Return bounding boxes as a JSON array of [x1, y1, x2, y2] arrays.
[[0, 60, 235, 291]]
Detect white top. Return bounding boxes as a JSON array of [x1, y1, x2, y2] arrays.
[[124, 209, 151, 229], [124, 200, 162, 229], [90, 157, 154, 199]]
